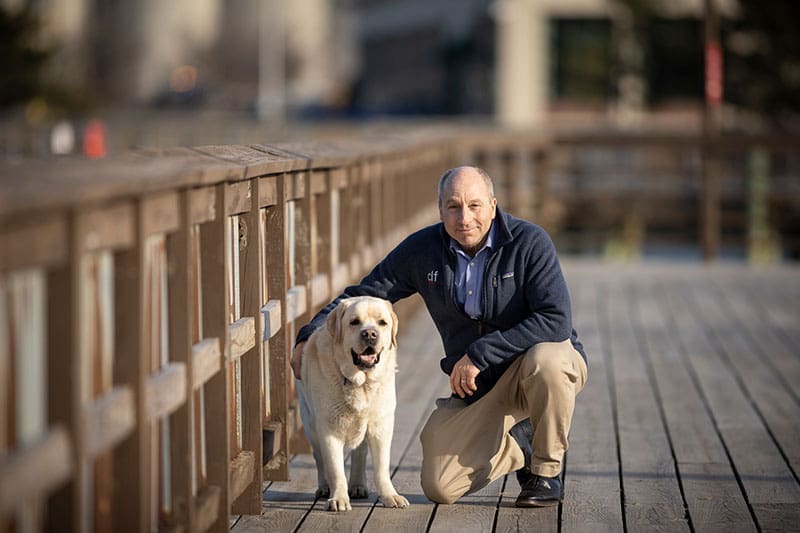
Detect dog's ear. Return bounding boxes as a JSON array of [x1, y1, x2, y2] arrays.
[[389, 307, 399, 349], [326, 302, 346, 344]]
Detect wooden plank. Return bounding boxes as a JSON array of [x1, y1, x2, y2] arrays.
[[166, 189, 197, 531], [199, 182, 233, 532], [194, 145, 299, 178], [631, 281, 755, 531], [231, 175, 265, 515], [192, 338, 222, 389], [258, 176, 278, 207], [44, 222, 86, 532], [229, 317, 256, 362], [85, 385, 136, 459], [76, 202, 135, 252], [430, 480, 503, 533], [285, 285, 307, 323], [558, 275, 624, 533], [226, 180, 252, 216], [264, 173, 290, 481], [195, 485, 222, 533], [664, 279, 800, 525], [260, 300, 282, 340], [229, 451, 256, 503], [112, 200, 151, 532], [310, 273, 329, 308], [0, 426, 72, 514], [603, 280, 689, 530], [190, 186, 217, 225], [141, 191, 180, 237], [147, 363, 187, 421], [0, 216, 67, 272]]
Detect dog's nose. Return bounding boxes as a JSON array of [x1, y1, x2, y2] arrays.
[[361, 328, 378, 342]]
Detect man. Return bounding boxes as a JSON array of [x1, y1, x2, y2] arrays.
[[292, 166, 587, 507]]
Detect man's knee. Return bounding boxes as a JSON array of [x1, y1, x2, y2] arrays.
[[520, 340, 579, 385], [421, 473, 460, 504]]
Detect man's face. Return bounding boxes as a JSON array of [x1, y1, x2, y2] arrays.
[[439, 168, 497, 255]]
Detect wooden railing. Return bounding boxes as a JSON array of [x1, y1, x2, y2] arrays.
[[2, 127, 798, 532], [0, 137, 452, 532]]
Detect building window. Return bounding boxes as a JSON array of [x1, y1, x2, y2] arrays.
[[550, 18, 612, 104]]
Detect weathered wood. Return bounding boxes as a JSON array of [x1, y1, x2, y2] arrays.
[[112, 200, 150, 532], [229, 317, 256, 362], [231, 175, 264, 515], [0, 216, 67, 272], [559, 275, 624, 533], [285, 285, 307, 324], [0, 426, 72, 514], [264, 173, 290, 481], [189, 186, 217, 225], [199, 182, 232, 532], [166, 190, 197, 531], [226, 180, 252, 216], [76, 202, 135, 252], [258, 176, 278, 207], [260, 300, 281, 340], [141, 191, 180, 237], [85, 385, 136, 459], [229, 451, 256, 504], [194, 485, 221, 533], [310, 273, 329, 308], [147, 363, 187, 421]]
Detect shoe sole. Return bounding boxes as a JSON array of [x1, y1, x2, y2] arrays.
[[514, 498, 561, 508]]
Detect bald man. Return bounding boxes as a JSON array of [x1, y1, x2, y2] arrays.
[[293, 166, 587, 507]]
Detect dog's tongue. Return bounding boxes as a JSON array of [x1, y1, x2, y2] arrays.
[[359, 353, 378, 365]]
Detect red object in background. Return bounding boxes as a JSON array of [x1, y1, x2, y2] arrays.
[[83, 120, 107, 158], [705, 41, 723, 106]]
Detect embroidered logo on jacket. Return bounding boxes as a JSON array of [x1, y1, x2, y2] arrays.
[[426, 270, 439, 284]]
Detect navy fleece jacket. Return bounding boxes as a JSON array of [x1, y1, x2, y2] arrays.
[[295, 207, 585, 403]]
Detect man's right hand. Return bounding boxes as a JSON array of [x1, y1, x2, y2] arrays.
[[291, 341, 306, 380]]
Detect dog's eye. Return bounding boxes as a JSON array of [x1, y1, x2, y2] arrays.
[[378, 319, 388, 326], [349, 318, 361, 326]]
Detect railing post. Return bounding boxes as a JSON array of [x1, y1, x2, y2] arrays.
[[264, 173, 290, 481], [199, 182, 231, 532]]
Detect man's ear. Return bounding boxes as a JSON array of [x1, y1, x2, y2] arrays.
[[390, 308, 399, 349], [326, 303, 346, 344]]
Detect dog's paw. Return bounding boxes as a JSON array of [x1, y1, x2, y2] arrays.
[[315, 485, 330, 499], [326, 495, 352, 512], [380, 493, 410, 508], [349, 484, 369, 499]]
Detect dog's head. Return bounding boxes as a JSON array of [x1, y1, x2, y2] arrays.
[[326, 296, 398, 370]]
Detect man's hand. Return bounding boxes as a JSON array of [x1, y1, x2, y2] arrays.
[[450, 354, 480, 398], [291, 341, 306, 380]]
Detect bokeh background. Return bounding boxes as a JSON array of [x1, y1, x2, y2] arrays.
[[2, 0, 799, 260]]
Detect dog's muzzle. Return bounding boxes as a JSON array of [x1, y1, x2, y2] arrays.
[[351, 346, 382, 369]]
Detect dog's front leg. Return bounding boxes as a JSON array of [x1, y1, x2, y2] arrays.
[[349, 441, 369, 499], [367, 418, 410, 508], [321, 435, 351, 511]]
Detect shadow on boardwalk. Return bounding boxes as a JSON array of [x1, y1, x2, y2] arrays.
[[234, 260, 800, 532]]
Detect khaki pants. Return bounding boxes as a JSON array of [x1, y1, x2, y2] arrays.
[[420, 340, 588, 504]]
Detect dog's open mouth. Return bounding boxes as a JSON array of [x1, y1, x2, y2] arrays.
[[351, 346, 382, 368]]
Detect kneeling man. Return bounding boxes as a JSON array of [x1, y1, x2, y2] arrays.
[[293, 166, 588, 507]]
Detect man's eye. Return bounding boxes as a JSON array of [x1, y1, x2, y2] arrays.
[[349, 318, 360, 326]]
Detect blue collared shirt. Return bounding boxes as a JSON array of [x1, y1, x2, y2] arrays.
[[450, 222, 496, 319]]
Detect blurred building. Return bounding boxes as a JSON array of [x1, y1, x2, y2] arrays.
[[3, 0, 741, 127]]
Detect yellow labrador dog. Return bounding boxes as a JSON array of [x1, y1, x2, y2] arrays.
[[299, 296, 410, 512]]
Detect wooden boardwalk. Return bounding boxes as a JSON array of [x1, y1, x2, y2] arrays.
[[233, 260, 800, 532]]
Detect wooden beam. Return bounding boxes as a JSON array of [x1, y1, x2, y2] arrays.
[[228, 317, 256, 362], [189, 187, 216, 225], [229, 451, 256, 505], [76, 202, 135, 253], [146, 363, 187, 421], [199, 182, 232, 532], [0, 426, 72, 515], [141, 191, 180, 237], [193, 485, 221, 533], [0, 216, 68, 272], [84, 385, 136, 459], [226, 181, 252, 217], [260, 300, 281, 340], [192, 338, 222, 390]]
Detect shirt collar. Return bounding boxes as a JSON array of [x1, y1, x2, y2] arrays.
[[449, 220, 496, 257]]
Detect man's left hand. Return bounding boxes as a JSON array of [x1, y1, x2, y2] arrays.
[[450, 354, 480, 398]]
